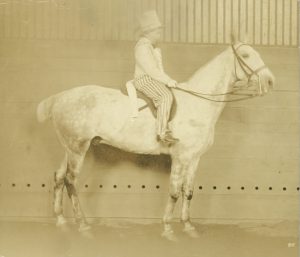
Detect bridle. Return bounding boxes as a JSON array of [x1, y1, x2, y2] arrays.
[[231, 43, 268, 95], [175, 43, 269, 102]]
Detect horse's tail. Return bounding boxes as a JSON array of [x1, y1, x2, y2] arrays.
[[37, 95, 56, 123]]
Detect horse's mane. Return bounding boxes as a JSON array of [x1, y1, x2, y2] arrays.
[[187, 47, 231, 91]]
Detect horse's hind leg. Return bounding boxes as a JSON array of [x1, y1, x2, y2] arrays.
[[64, 149, 90, 232], [54, 154, 68, 227]]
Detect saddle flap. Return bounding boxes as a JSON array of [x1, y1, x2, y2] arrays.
[[125, 80, 139, 117], [121, 80, 176, 120]]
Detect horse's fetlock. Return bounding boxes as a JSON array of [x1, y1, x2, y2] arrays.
[[181, 216, 190, 224]]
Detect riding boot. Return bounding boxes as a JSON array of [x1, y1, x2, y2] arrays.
[[157, 131, 179, 145]]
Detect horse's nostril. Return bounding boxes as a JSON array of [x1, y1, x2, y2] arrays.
[[268, 79, 273, 88]]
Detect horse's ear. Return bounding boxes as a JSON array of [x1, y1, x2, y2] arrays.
[[243, 33, 249, 43], [230, 33, 237, 45]]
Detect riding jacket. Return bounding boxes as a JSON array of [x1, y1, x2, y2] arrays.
[[134, 37, 172, 85]]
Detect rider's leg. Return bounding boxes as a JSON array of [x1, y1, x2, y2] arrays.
[[134, 75, 178, 142]]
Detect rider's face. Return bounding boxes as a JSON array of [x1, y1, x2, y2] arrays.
[[145, 28, 162, 44]]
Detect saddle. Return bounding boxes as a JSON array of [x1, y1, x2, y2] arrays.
[[120, 80, 177, 121]]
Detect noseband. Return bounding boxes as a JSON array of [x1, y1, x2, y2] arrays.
[[175, 43, 269, 102], [231, 43, 268, 95]]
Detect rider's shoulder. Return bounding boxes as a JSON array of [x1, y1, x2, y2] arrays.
[[135, 37, 152, 50]]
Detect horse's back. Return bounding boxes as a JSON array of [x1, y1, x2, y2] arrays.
[[47, 85, 129, 138]]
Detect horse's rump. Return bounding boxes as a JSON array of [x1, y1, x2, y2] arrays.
[[37, 94, 57, 122]]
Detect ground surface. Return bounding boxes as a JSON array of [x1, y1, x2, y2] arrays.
[[0, 220, 298, 257]]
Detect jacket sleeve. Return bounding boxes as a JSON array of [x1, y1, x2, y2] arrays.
[[135, 43, 172, 85], [154, 48, 165, 73]]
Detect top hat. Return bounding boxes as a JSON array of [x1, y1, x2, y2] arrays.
[[139, 10, 163, 33]]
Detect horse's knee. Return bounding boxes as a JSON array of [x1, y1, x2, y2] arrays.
[[65, 171, 75, 182], [182, 186, 194, 200], [171, 193, 180, 201], [185, 191, 193, 201], [169, 189, 180, 201], [169, 178, 183, 200]]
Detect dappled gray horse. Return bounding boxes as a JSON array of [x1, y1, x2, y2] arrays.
[[37, 38, 274, 240]]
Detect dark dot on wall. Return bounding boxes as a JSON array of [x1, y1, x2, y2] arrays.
[[27, 184, 31, 187], [142, 185, 146, 189], [99, 185, 103, 188], [227, 186, 231, 190], [283, 187, 287, 191], [255, 186, 259, 190], [297, 187, 299, 191], [128, 185, 131, 189], [199, 186, 203, 190], [213, 186, 217, 190], [156, 185, 160, 189], [12, 183, 16, 187], [241, 186, 245, 190], [269, 187, 273, 191], [113, 185, 117, 188], [85, 184, 88, 188], [42, 184, 45, 187]]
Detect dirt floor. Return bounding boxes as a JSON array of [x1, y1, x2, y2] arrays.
[[0, 220, 298, 257]]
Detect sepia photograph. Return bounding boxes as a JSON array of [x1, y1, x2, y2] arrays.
[[0, 0, 298, 257]]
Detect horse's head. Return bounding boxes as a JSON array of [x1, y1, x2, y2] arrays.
[[230, 34, 275, 96]]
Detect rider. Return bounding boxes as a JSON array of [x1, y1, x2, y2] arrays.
[[134, 10, 179, 145]]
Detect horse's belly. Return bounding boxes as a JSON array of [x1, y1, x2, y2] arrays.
[[96, 109, 162, 154]]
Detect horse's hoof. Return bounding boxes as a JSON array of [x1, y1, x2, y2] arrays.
[[56, 215, 67, 226], [81, 230, 94, 239], [56, 216, 69, 232], [183, 227, 200, 238], [161, 230, 178, 242], [56, 222, 70, 233], [78, 223, 91, 232]]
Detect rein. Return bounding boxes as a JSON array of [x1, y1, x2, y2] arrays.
[[173, 44, 268, 103], [174, 86, 258, 102]]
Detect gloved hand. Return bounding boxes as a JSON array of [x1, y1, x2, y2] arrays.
[[167, 79, 177, 88]]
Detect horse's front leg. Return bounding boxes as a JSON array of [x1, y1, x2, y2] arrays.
[[162, 158, 183, 241], [181, 158, 200, 238]]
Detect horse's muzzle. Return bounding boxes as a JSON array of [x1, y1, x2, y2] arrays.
[[256, 69, 275, 95]]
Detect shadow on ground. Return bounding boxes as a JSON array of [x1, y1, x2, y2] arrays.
[[0, 220, 298, 257]]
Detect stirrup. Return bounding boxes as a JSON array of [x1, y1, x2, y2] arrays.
[[157, 134, 179, 145]]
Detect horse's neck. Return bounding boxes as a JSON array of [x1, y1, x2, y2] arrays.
[[182, 48, 235, 126], [187, 48, 234, 96]]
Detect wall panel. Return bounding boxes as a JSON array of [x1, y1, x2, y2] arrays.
[[0, 0, 297, 46]]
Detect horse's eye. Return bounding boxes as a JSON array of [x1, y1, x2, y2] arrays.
[[242, 53, 249, 58]]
